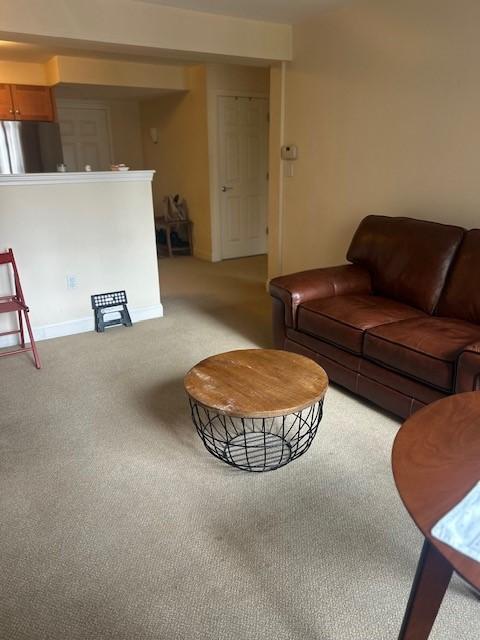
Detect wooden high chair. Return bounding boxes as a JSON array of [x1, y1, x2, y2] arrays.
[[0, 249, 41, 369]]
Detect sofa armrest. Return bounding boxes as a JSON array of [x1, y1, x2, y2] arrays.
[[269, 264, 372, 329], [456, 342, 480, 392]]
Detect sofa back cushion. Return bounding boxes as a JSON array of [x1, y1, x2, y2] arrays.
[[346, 215, 464, 314], [436, 229, 480, 323]]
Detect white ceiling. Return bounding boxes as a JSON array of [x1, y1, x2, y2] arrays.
[[136, 0, 342, 24]]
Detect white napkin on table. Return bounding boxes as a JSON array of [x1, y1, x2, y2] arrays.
[[431, 481, 480, 563]]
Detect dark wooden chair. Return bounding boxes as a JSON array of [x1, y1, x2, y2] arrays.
[[155, 217, 193, 258]]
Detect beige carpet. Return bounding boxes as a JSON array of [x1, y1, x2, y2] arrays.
[[0, 255, 477, 639]]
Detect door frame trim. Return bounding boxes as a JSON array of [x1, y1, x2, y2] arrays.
[[207, 89, 268, 262], [56, 99, 114, 169]]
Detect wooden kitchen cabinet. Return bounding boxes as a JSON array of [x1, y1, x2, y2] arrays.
[[0, 84, 55, 121], [0, 84, 14, 119], [10, 85, 55, 122]]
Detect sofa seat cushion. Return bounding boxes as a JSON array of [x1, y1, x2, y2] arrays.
[[297, 295, 425, 355], [364, 317, 480, 391]]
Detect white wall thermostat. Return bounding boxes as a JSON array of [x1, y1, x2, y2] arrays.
[[281, 144, 298, 161]]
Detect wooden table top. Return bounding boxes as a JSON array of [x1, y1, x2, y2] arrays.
[[184, 349, 328, 418], [392, 392, 480, 590]]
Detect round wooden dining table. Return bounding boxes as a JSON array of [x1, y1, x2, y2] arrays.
[[392, 392, 480, 640]]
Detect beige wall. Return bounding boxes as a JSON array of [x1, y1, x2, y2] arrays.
[[1, 0, 291, 62], [0, 57, 186, 91], [0, 176, 161, 339], [140, 67, 211, 260], [0, 61, 47, 84], [107, 100, 145, 169], [46, 56, 187, 91], [267, 64, 285, 279], [278, 0, 480, 275], [206, 64, 269, 94]]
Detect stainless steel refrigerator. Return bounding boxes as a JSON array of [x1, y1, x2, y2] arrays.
[[0, 121, 64, 174]]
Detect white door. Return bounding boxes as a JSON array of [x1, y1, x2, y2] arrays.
[[57, 106, 112, 171], [218, 96, 268, 259]]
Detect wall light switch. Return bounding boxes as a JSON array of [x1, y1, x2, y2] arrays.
[[285, 162, 294, 178]]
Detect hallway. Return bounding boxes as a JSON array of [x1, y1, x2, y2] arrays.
[[158, 254, 271, 348]]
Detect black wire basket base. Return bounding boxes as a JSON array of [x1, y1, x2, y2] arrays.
[[224, 432, 292, 470], [190, 399, 324, 472]]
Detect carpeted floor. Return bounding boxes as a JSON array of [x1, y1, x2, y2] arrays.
[[0, 255, 477, 639]]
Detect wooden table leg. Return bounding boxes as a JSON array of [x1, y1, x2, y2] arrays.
[[166, 224, 173, 258], [186, 221, 193, 256], [398, 540, 453, 640]]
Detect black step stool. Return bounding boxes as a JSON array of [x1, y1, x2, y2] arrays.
[[91, 290, 132, 333]]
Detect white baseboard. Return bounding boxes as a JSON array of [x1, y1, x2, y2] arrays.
[[0, 303, 164, 348], [129, 304, 164, 324], [209, 248, 222, 262]]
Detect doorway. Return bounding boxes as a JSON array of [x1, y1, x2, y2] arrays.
[[57, 103, 113, 171], [217, 96, 268, 260]]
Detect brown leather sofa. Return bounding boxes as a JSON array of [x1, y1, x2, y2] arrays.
[[270, 215, 480, 418]]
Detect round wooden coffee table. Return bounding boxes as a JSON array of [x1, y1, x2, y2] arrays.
[[392, 392, 480, 640], [184, 349, 328, 472]]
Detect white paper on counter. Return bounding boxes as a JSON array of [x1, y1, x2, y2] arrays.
[[431, 481, 480, 563]]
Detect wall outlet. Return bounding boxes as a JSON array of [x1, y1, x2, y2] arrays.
[[66, 274, 78, 289]]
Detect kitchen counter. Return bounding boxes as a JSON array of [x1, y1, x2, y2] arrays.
[[0, 170, 155, 185]]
